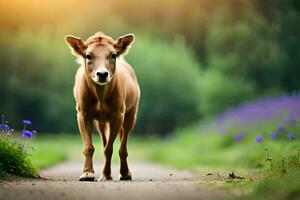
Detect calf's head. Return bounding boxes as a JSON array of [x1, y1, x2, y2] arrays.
[[65, 32, 134, 86]]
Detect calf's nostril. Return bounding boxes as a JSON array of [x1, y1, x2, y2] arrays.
[[96, 71, 109, 79], [103, 72, 108, 78]]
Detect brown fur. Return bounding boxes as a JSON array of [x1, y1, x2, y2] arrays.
[[65, 32, 140, 181]]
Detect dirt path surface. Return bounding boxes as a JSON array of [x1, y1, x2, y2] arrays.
[[0, 160, 228, 200]]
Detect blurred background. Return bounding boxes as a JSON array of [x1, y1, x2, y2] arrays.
[[0, 0, 299, 135]]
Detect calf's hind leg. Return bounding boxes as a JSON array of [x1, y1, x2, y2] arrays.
[[119, 106, 137, 180], [95, 120, 108, 147]]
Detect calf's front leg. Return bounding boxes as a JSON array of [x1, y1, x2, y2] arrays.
[[77, 112, 95, 181], [99, 114, 124, 181]]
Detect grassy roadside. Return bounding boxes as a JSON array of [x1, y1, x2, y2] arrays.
[[16, 117, 300, 199], [130, 131, 300, 171], [128, 119, 300, 199], [130, 132, 300, 194]]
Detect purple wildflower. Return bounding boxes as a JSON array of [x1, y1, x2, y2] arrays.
[[270, 131, 277, 139], [22, 120, 32, 125], [3, 124, 10, 130], [22, 130, 33, 139], [287, 132, 295, 140], [277, 125, 285, 132], [0, 115, 4, 130], [256, 135, 264, 143], [234, 132, 244, 142]]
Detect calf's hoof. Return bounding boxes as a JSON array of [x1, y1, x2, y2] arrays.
[[79, 172, 96, 182], [98, 175, 113, 181], [120, 172, 132, 181]]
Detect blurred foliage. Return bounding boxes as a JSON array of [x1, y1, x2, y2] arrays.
[[0, 30, 76, 132], [198, 70, 256, 116], [0, 0, 299, 134], [127, 35, 201, 134]]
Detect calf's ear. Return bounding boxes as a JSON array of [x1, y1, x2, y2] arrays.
[[114, 34, 135, 56], [65, 35, 87, 57]]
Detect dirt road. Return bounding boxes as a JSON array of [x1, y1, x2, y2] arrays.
[[0, 160, 228, 200]]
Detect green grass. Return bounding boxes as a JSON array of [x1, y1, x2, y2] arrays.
[[0, 135, 37, 177], [29, 134, 83, 169], [241, 168, 300, 200], [130, 133, 299, 172]]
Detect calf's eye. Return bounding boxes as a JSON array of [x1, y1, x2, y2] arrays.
[[111, 53, 117, 60], [86, 54, 92, 60]]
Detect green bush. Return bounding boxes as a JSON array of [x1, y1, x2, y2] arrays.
[[198, 70, 256, 116], [0, 135, 37, 177], [205, 8, 290, 92], [0, 30, 76, 132]]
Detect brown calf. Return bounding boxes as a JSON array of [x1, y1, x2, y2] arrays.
[[65, 32, 140, 181]]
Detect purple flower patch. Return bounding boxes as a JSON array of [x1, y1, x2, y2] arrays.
[[234, 132, 244, 142], [206, 94, 300, 134], [1, 115, 37, 142], [277, 125, 285, 132], [22, 120, 32, 125], [287, 132, 295, 140], [256, 135, 264, 143], [3, 124, 10, 130], [270, 131, 277, 139], [22, 130, 33, 139]]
